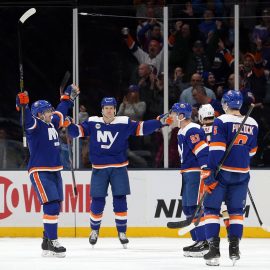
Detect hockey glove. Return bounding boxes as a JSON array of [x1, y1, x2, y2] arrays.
[[157, 113, 173, 126], [63, 116, 73, 128], [61, 84, 80, 101], [201, 168, 218, 194], [16, 91, 29, 111]]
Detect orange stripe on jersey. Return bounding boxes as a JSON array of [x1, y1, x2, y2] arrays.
[[209, 142, 226, 147], [33, 172, 48, 203], [43, 214, 58, 220], [180, 167, 201, 173], [221, 165, 250, 172], [192, 141, 207, 154], [78, 124, 85, 137], [28, 166, 63, 175], [53, 111, 64, 128], [204, 215, 219, 220], [136, 122, 143, 136], [250, 147, 258, 154], [92, 161, 129, 169]]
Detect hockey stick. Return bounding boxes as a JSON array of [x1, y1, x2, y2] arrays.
[[59, 71, 78, 196], [247, 188, 270, 232], [18, 8, 36, 147], [167, 104, 255, 231]]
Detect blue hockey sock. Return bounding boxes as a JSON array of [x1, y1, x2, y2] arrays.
[[43, 201, 60, 240], [90, 197, 106, 231], [113, 195, 127, 233]]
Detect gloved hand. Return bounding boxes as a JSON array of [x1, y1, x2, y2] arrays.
[[201, 168, 218, 194], [63, 116, 73, 128], [16, 91, 29, 111], [61, 84, 80, 101], [157, 113, 173, 126]]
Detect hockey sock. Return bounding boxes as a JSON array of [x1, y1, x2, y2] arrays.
[[204, 208, 220, 239], [195, 224, 206, 241], [228, 209, 244, 239], [43, 201, 60, 240], [113, 195, 127, 233], [90, 197, 106, 231]]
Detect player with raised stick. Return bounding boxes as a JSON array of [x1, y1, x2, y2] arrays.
[[16, 84, 80, 257]]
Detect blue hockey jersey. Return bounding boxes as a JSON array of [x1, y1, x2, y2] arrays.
[[68, 116, 162, 168], [24, 100, 73, 174], [177, 122, 209, 172], [208, 114, 258, 173]]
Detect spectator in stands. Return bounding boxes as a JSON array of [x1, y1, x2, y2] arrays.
[[192, 85, 224, 117], [137, 18, 163, 52], [123, 30, 163, 73], [180, 73, 216, 105], [185, 40, 211, 79], [117, 84, 146, 121], [79, 104, 89, 123], [198, 9, 216, 42], [169, 66, 189, 106]]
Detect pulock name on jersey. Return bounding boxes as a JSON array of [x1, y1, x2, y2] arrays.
[[232, 124, 254, 135]]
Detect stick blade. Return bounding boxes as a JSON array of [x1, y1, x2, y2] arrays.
[[167, 217, 192, 229], [19, 8, 36, 23], [60, 71, 71, 95], [178, 223, 195, 236]]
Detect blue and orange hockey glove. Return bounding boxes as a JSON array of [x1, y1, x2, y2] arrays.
[[157, 113, 173, 126], [16, 91, 29, 111], [61, 84, 80, 101], [63, 116, 73, 128], [201, 168, 218, 194]]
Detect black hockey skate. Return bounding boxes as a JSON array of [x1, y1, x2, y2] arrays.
[[41, 232, 49, 257], [229, 236, 240, 266], [188, 240, 209, 257], [89, 230, 99, 247], [204, 237, 220, 266], [47, 239, 66, 258], [183, 241, 198, 257], [118, 232, 129, 249]]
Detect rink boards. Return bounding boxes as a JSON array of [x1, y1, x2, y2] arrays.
[[0, 170, 270, 238]]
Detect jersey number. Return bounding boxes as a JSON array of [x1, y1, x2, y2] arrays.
[[234, 134, 248, 145]]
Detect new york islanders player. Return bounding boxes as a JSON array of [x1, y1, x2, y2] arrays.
[[170, 102, 209, 257], [67, 97, 171, 248], [198, 105, 230, 234], [16, 84, 80, 257], [201, 90, 258, 266]]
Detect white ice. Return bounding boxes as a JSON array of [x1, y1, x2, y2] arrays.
[[0, 238, 270, 270]]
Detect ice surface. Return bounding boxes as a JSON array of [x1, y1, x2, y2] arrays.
[[0, 238, 269, 270]]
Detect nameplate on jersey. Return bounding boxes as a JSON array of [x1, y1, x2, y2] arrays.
[[232, 124, 254, 135], [97, 130, 119, 149]]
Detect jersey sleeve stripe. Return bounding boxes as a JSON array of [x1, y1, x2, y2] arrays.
[[221, 165, 250, 173], [209, 142, 226, 151], [136, 121, 144, 136], [77, 124, 85, 137], [192, 141, 208, 155], [53, 111, 64, 128], [27, 118, 37, 130], [249, 146, 258, 156]]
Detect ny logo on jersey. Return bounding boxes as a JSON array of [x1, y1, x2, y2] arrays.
[[48, 127, 60, 146], [97, 130, 119, 149]]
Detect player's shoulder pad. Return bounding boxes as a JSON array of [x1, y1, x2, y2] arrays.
[[112, 116, 129, 124], [88, 116, 103, 123], [180, 122, 201, 136]]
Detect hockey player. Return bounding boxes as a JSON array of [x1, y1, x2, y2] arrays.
[[67, 97, 171, 248], [198, 104, 230, 234], [201, 90, 258, 266], [170, 102, 209, 257], [16, 84, 80, 257]]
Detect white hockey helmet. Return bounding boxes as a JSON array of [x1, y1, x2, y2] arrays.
[[198, 104, 215, 124]]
